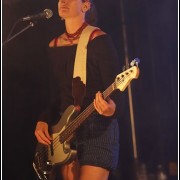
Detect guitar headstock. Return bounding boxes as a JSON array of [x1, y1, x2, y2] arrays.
[[115, 65, 140, 91]]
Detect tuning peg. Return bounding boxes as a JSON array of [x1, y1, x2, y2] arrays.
[[122, 64, 130, 71], [122, 65, 126, 71], [130, 58, 140, 67]]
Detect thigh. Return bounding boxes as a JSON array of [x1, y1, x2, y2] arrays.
[[79, 165, 109, 180], [60, 159, 80, 180]]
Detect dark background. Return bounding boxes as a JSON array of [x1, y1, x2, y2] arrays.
[[2, 0, 178, 179]]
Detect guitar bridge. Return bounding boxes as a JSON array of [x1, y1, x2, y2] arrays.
[[46, 161, 55, 166]]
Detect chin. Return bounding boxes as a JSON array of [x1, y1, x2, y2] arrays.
[[59, 12, 69, 19]]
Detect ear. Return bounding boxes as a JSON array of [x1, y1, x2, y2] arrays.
[[81, 1, 91, 13]]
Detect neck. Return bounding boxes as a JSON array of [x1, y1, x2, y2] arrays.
[[65, 16, 85, 34]]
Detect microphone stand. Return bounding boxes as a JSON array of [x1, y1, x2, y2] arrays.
[[119, 0, 148, 180], [2, 21, 35, 47]]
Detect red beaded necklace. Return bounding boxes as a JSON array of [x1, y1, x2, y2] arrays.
[[65, 22, 88, 44]]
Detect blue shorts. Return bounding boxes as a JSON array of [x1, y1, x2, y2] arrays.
[[76, 113, 120, 171]]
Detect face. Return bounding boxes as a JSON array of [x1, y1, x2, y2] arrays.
[[58, 0, 90, 20]]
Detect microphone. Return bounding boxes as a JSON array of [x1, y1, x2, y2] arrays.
[[22, 9, 53, 21]]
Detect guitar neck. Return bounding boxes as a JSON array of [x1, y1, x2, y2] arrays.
[[59, 83, 116, 143], [59, 65, 140, 143]]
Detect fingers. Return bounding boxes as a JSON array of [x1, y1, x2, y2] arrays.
[[35, 121, 52, 145], [93, 91, 116, 116], [44, 129, 52, 140], [94, 92, 106, 114], [35, 131, 51, 145]]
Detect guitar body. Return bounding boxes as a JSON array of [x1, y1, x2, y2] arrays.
[[49, 105, 78, 165], [33, 105, 78, 179]]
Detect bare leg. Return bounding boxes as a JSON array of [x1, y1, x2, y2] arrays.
[[79, 165, 110, 180], [61, 159, 80, 180], [48, 167, 57, 180]]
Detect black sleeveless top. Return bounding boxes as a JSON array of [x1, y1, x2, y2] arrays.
[[39, 34, 121, 124]]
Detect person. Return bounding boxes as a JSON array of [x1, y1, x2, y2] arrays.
[[34, 0, 122, 179]]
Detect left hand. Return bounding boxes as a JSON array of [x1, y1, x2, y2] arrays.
[[93, 91, 116, 116]]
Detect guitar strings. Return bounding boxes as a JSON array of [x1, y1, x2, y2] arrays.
[[58, 73, 129, 143], [36, 72, 132, 161], [40, 94, 105, 158], [51, 81, 116, 147], [59, 86, 112, 142], [49, 83, 114, 149], [56, 67, 135, 143], [37, 82, 115, 158], [37, 73, 131, 160]]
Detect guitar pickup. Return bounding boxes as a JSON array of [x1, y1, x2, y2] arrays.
[[50, 143, 54, 156]]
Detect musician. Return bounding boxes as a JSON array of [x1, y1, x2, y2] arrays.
[[35, 0, 121, 179]]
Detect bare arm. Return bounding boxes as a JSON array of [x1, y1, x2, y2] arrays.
[[34, 121, 52, 145]]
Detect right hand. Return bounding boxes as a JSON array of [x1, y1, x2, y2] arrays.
[[34, 121, 52, 145]]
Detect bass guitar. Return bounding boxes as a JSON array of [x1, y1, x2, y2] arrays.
[[33, 59, 140, 180]]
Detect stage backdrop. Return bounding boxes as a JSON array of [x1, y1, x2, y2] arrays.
[[2, 0, 178, 179]]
